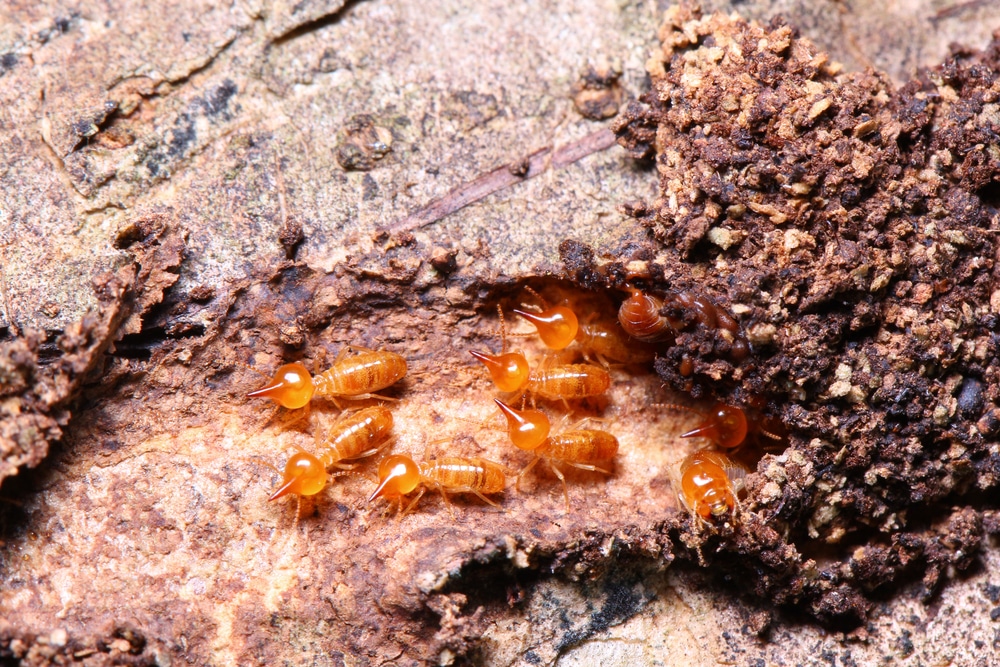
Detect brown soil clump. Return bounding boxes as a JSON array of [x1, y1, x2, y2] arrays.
[[609, 6, 1000, 623]]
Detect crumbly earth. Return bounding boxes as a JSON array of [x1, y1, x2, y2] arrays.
[[610, 5, 1000, 623]]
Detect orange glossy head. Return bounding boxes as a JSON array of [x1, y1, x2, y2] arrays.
[[494, 398, 550, 450], [513, 306, 579, 350], [470, 350, 530, 393], [681, 457, 735, 520], [269, 452, 327, 501], [681, 403, 748, 449], [369, 454, 421, 502], [248, 363, 315, 409]]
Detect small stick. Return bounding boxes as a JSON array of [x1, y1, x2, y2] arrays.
[[385, 128, 616, 237]]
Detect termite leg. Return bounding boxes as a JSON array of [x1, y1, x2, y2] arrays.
[[400, 487, 426, 517], [338, 393, 400, 403], [546, 460, 571, 513], [516, 456, 541, 492]]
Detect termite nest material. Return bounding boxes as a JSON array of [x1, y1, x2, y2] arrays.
[[599, 4, 1000, 623]]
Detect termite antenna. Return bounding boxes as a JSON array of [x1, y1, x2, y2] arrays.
[[497, 304, 510, 354], [521, 285, 547, 309], [241, 455, 282, 476]]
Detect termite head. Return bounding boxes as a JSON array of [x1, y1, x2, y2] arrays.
[[513, 306, 579, 350], [680, 452, 739, 521], [681, 403, 748, 449], [369, 454, 420, 502], [248, 363, 315, 409], [270, 452, 327, 501], [494, 398, 550, 450], [470, 350, 530, 393]]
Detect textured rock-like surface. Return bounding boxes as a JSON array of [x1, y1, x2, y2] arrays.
[[3, 0, 1000, 665]]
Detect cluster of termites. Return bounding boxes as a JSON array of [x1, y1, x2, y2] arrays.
[[469, 287, 621, 511], [246, 347, 407, 508], [244, 340, 533, 517], [620, 285, 787, 528], [245, 283, 787, 532]]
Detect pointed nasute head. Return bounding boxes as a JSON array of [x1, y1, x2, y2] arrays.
[[513, 306, 578, 350], [469, 350, 529, 393], [248, 363, 315, 409], [680, 403, 747, 449], [269, 452, 326, 501], [493, 398, 549, 451], [368, 455, 420, 502]]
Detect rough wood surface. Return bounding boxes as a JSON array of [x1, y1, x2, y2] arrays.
[[2, 1, 1000, 665]]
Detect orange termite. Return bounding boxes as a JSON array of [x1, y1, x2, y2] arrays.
[[575, 314, 657, 365], [512, 287, 579, 351], [315, 405, 394, 469], [679, 403, 749, 449], [471, 307, 610, 405], [494, 399, 618, 511], [517, 286, 654, 364], [619, 288, 749, 362], [248, 346, 407, 410], [492, 398, 550, 450], [664, 401, 787, 451], [259, 450, 338, 527], [368, 454, 506, 515], [678, 450, 747, 523], [268, 451, 331, 503], [522, 360, 611, 405], [470, 305, 532, 392], [268, 406, 394, 503], [618, 288, 673, 342], [466, 355, 613, 406]]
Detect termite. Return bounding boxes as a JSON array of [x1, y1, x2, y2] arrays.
[[469, 305, 531, 392], [681, 291, 749, 362], [368, 454, 506, 516], [267, 406, 393, 506], [248, 346, 407, 410], [470, 353, 612, 406], [494, 399, 618, 511], [663, 401, 787, 451], [522, 360, 611, 405], [471, 307, 610, 406], [679, 402, 749, 449], [749, 413, 788, 449], [491, 398, 550, 450], [678, 449, 747, 524], [618, 288, 673, 342], [260, 450, 342, 527], [515, 286, 654, 364], [575, 313, 657, 365], [512, 287, 579, 351], [618, 288, 749, 362], [315, 405, 394, 469], [268, 451, 332, 503]]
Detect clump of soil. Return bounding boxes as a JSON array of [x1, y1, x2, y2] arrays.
[[607, 5, 1000, 623]]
